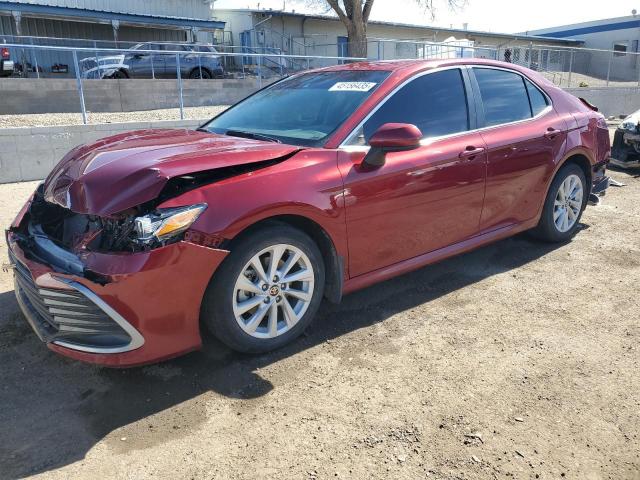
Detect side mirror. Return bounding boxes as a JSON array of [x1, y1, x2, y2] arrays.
[[364, 123, 422, 167]]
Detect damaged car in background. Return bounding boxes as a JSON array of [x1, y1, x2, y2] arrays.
[[80, 42, 224, 79], [6, 59, 611, 367], [611, 108, 640, 168]]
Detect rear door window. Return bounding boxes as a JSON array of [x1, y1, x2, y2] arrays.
[[473, 68, 533, 126]]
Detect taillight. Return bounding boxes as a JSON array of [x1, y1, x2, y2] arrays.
[[1, 48, 9, 59], [596, 116, 608, 129]]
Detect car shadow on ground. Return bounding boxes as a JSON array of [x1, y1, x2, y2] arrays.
[[0, 231, 572, 478]]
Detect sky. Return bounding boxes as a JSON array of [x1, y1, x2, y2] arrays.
[[214, 0, 640, 33]]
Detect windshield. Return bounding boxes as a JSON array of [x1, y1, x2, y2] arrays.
[[201, 70, 390, 147]]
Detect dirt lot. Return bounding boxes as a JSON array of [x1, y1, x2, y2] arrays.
[[0, 165, 639, 479]]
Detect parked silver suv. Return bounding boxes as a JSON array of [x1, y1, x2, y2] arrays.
[[81, 42, 224, 80]]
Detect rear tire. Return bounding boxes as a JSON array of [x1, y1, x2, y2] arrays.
[[531, 163, 587, 242], [189, 68, 212, 79], [201, 224, 325, 353]]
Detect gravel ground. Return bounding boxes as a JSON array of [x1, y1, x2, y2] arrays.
[[0, 144, 639, 479], [0, 106, 229, 128]]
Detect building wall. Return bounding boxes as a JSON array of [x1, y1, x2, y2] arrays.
[[0, 13, 189, 78], [571, 30, 640, 81], [7, 0, 211, 20], [529, 17, 640, 81], [216, 9, 574, 68], [542, 29, 640, 81], [0, 13, 187, 42]]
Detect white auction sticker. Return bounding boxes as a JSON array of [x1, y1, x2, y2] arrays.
[[328, 82, 377, 92]]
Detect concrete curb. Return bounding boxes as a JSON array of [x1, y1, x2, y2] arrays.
[[0, 119, 204, 184]]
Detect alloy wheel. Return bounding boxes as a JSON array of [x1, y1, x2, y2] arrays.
[[232, 244, 315, 339], [553, 174, 583, 233]]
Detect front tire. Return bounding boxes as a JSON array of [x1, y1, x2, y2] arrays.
[[201, 224, 325, 353], [108, 69, 128, 79], [532, 163, 587, 242]]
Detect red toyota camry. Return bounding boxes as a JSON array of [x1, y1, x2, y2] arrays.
[[7, 59, 611, 367]]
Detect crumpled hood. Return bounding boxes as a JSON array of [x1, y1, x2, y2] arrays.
[[43, 129, 301, 216]]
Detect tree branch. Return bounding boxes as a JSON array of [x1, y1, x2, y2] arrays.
[[325, 0, 349, 24], [362, 0, 374, 22], [343, 0, 355, 20]]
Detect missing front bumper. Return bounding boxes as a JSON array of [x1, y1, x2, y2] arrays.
[[10, 249, 144, 354]]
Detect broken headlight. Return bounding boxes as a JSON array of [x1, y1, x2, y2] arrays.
[[134, 203, 207, 245], [621, 121, 638, 132], [620, 113, 640, 132]]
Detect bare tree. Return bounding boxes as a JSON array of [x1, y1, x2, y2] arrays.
[[315, 0, 467, 58]]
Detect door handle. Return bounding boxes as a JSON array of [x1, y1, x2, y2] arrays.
[[544, 127, 560, 140], [459, 146, 485, 160]]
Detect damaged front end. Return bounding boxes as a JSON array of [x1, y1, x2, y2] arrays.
[[24, 183, 207, 256], [611, 114, 640, 169], [6, 183, 228, 366], [5, 128, 304, 364], [7, 186, 147, 353]]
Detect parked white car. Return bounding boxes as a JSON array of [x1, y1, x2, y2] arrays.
[[611, 109, 640, 168]]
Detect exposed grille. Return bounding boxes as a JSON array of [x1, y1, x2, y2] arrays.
[[11, 251, 131, 349]]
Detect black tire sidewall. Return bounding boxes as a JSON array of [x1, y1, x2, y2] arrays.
[[536, 163, 587, 242], [190, 69, 211, 79], [201, 224, 325, 353]]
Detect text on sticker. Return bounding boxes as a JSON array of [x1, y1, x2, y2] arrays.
[[329, 82, 377, 92]]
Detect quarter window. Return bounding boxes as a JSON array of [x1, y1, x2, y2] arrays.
[[360, 68, 469, 142], [525, 78, 549, 116], [474, 68, 533, 126]]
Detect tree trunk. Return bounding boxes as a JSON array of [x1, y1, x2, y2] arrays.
[[346, 21, 367, 58]]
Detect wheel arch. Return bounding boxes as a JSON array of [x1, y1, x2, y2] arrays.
[[561, 152, 592, 187], [534, 148, 594, 221], [225, 214, 344, 304]]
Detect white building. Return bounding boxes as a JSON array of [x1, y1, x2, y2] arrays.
[[526, 15, 640, 81], [214, 8, 580, 69]]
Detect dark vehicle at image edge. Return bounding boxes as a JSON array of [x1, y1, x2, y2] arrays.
[[6, 59, 611, 367], [1, 42, 14, 77]]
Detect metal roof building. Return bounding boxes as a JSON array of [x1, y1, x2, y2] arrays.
[[0, 0, 225, 44], [215, 8, 582, 63]]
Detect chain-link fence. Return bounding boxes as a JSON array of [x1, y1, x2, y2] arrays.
[[360, 39, 640, 88], [5, 33, 640, 88], [0, 42, 365, 122], [492, 44, 640, 88], [3, 36, 640, 125], [235, 31, 640, 89], [367, 39, 640, 88]]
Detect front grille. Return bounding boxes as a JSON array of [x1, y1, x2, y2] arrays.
[[10, 251, 132, 349]]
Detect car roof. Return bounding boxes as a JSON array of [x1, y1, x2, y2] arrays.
[[318, 58, 533, 75], [314, 58, 554, 89]]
